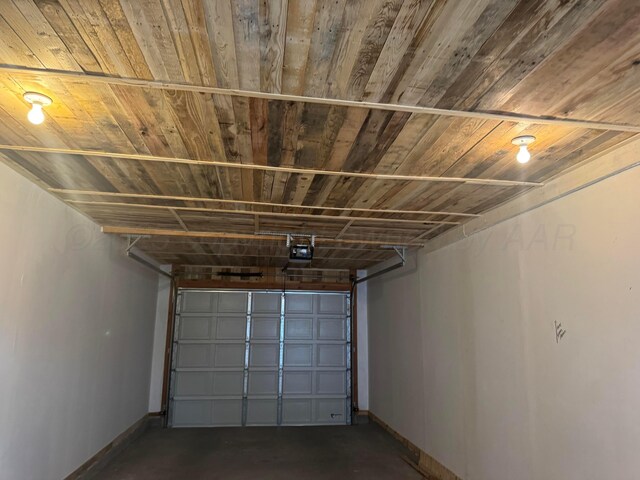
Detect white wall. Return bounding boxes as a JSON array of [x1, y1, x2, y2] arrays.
[[356, 273, 369, 411], [368, 165, 640, 480], [0, 163, 160, 480], [148, 276, 171, 413]]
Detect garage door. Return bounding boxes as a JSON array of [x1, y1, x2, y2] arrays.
[[168, 289, 351, 427]]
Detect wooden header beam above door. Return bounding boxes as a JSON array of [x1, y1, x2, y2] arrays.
[[101, 226, 426, 247], [1, 65, 639, 133]]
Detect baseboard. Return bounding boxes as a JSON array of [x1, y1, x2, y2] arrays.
[[368, 411, 462, 480], [64, 414, 152, 480]]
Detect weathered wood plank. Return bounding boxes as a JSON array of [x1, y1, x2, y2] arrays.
[[281, 0, 317, 95], [259, 0, 288, 93], [35, 0, 101, 72], [1, 0, 81, 70]]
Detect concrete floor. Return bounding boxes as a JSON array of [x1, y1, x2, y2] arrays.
[[90, 421, 423, 479]]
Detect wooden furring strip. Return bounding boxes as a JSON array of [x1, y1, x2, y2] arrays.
[[49, 188, 481, 218], [101, 226, 426, 247], [68, 199, 462, 225], [0, 144, 542, 187], [1, 64, 639, 133]]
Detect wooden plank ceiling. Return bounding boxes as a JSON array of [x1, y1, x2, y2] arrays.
[[0, 0, 638, 276]]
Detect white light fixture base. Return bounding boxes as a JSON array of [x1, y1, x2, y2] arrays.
[[511, 135, 536, 147], [23, 92, 52, 106]]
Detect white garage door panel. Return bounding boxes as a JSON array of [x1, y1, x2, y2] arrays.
[[283, 371, 313, 394], [248, 371, 279, 395], [249, 344, 279, 367], [173, 400, 212, 425], [169, 290, 350, 427], [317, 371, 347, 394], [181, 291, 215, 313], [212, 399, 243, 425], [284, 344, 313, 366], [318, 344, 346, 367], [251, 317, 280, 339], [252, 292, 281, 313], [282, 370, 347, 396], [216, 317, 247, 340], [285, 318, 313, 339], [218, 293, 248, 312], [179, 315, 211, 339], [213, 344, 245, 368], [281, 398, 349, 425], [175, 344, 210, 367], [281, 292, 350, 425], [245, 292, 282, 426], [246, 399, 278, 425], [170, 291, 248, 427], [175, 371, 213, 396]]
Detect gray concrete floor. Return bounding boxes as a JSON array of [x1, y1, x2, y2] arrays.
[[90, 422, 423, 479]]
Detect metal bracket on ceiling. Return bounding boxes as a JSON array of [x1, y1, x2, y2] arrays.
[[122, 235, 172, 279], [286, 234, 316, 249], [354, 245, 407, 285], [391, 246, 406, 264], [125, 234, 149, 254], [263, 232, 314, 248]]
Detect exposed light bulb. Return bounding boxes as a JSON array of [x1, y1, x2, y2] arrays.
[[516, 144, 530, 164], [23, 92, 52, 126], [512, 135, 535, 164], [27, 103, 45, 125]]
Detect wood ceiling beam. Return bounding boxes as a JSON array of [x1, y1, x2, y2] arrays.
[[137, 239, 385, 252], [178, 266, 351, 273], [50, 188, 481, 218], [149, 251, 389, 262], [68, 199, 462, 225], [176, 279, 352, 291], [1, 65, 639, 133], [1, 145, 541, 187], [101, 226, 425, 247]]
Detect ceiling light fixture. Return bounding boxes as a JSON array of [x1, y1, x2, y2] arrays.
[[511, 135, 535, 164], [23, 92, 52, 125]]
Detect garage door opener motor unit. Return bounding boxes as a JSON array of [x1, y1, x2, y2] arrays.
[[288, 234, 315, 263]]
